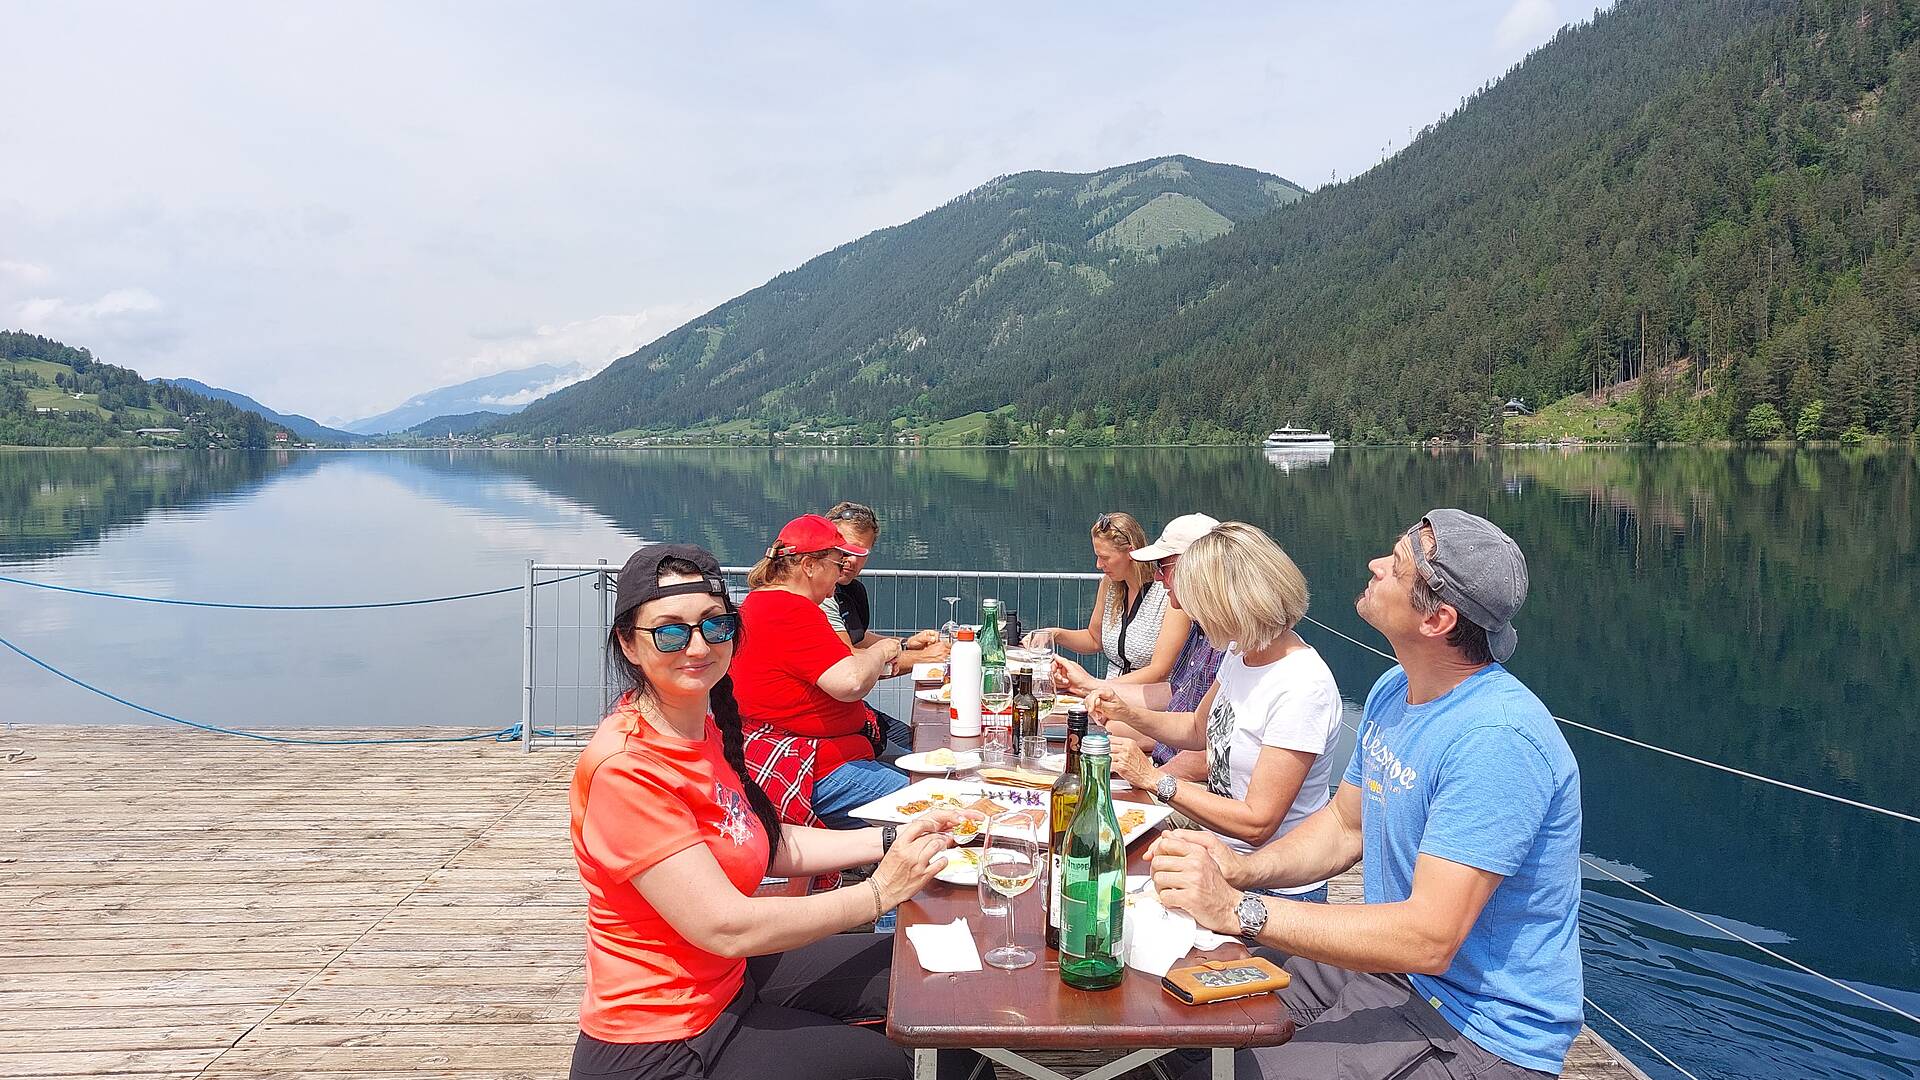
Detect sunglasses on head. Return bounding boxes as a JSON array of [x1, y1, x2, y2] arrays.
[[632, 613, 741, 653]]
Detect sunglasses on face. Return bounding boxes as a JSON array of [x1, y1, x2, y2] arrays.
[[1153, 557, 1178, 579], [632, 613, 741, 653]]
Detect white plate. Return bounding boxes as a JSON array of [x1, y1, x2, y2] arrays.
[[910, 662, 947, 683], [849, 777, 1166, 844], [896, 749, 981, 775], [914, 686, 952, 704], [934, 845, 983, 886]]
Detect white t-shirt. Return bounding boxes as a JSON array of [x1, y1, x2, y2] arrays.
[[1203, 645, 1344, 892]]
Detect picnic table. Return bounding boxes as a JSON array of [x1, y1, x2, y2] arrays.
[[887, 695, 1295, 1080]]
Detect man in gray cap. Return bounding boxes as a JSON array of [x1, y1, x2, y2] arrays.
[[1150, 510, 1583, 1080]]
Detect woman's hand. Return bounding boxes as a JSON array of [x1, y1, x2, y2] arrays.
[[1109, 737, 1160, 789], [869, 826, 954, 908], [1083, 687, 1140, 732], [897, 809, 966, 846], [1051, 656, 1099, 696]]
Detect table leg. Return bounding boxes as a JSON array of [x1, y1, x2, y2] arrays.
[[1211, 1046, 1234, 1079], [915, 1047, 941, 1080]]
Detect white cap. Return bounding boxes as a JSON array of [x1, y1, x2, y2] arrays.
[[1131, 513, 1221, 561]]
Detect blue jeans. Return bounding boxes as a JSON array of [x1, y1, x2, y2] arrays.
[[1251, 884, 1330, 903], [811, 758, 911, 829]]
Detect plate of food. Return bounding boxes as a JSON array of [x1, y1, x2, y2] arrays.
[[910, 662, 947, 683], [895, 748, 980, 775], [913, 685, 953, 704], [850, 778, 1167, 845]]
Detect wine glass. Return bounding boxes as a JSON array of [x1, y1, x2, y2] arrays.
[[981, 811, 1040, 970], [980, 666, 1013, 764], [940, 595, 963, 646]]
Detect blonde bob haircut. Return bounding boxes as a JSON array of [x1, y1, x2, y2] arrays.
[[1175, 521, 1310, 654]]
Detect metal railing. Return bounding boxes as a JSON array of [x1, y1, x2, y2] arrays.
[[521, 564, 1105, 750]]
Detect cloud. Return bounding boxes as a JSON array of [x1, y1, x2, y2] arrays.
[[435, 306, 706, 387], [11, 287, 180, 353], [1495, 0, 1560, 49], [0, 260, 51, 284]]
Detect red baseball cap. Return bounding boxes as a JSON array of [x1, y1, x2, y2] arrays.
[[767, 513, 869, 559]]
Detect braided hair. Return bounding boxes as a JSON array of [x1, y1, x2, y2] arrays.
[[607, 558, 783, 867]]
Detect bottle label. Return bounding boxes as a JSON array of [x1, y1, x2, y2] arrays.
[[1059, 855, 1091, 958], [1048, 851, 1062, 928]]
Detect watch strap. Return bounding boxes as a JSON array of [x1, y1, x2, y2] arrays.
[[880, 825, 898, 854]]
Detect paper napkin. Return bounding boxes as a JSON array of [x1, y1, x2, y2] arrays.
[[904, 917, 983, 972]]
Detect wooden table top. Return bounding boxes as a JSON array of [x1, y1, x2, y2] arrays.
[[885, 696, 1296, 1051]]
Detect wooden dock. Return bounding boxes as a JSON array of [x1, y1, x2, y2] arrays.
[[0, 727, 1646, 1079]]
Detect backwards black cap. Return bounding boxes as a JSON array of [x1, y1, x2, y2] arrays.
[[613, 543, 731, 626]]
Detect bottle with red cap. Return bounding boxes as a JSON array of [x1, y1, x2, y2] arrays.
[[949, 627, 983, 738]]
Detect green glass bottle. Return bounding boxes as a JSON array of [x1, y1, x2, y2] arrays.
[[1058, 729, 1125, 991], [1046, 705, 1090, 950], [978, 598, 1007, 669]]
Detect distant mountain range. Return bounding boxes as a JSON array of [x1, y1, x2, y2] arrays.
[[497, 156, 1305, 436], [342, 363, 591, 435], [160, 378, 364, 443]]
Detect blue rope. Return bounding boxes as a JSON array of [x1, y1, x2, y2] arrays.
[[0, 632, 559, 746], [0, 570, 600, 611]]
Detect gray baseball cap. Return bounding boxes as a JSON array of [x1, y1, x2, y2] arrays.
[[1407, 509, 1528, 662]]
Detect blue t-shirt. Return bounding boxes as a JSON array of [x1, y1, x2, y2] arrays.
[[1343, 663, 1584, 1073]]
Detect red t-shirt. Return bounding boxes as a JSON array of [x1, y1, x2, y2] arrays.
[[731, 588, 875, 774], [570, 695, 771, 1044]]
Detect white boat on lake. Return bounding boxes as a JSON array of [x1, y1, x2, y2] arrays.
[[1262, 425, 1335, 448]]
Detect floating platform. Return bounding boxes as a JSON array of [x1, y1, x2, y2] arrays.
[[0, 728, 1647, 1079]]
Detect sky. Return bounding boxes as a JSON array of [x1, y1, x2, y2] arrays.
[[0, 0, 1607, 425]]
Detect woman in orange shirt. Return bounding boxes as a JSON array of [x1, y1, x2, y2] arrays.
[[570, 543, 972, 1080]]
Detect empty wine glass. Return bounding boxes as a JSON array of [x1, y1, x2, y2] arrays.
[[940, 594, 963, 646], [981, 811, 1040, 970]]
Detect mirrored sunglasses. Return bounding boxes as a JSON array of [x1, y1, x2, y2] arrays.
[[634, 613, 741, 653]]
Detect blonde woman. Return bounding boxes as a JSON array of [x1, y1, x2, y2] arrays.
[[1086, 521, 1343, 901], [1030, 512, 1190, 683]]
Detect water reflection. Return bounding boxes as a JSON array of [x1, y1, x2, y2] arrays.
[[1263, 444, 1335, 472]]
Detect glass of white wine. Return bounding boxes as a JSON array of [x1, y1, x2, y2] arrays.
[[981, 810, 1040, 970]]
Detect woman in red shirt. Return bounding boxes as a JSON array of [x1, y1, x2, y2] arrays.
[[731, 514, 912, 827], [570, 542, 967, 1080]]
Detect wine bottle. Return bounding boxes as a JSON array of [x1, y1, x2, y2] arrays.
[[1059, 729, 1125, 991], [1012, 667, 1040, 745], [1046, 705, 1089, 950]]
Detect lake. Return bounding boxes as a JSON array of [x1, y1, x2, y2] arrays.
[[0, 446, 1915, 1079]]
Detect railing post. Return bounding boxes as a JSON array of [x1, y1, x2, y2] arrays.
[[597, 558, 611, 724], [522, 560, 536, 752]]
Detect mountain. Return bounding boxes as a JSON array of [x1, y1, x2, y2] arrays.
[[985, 0, 1920, 443], [504, 0, 1919, 444], [399, 411, 502, 437], [345, 364, 588, 435], [497, 156, 1306, 436], [160, 378, 363, 444], [0, 331, 298, 448]]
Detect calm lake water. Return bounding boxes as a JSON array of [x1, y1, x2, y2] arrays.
[[1, 446, 1915, 1079]]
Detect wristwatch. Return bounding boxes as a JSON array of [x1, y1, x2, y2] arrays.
[[1154, 774, 1179, 803], [1235, 892, 1269, 942], [880, 825, 898, 854]]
